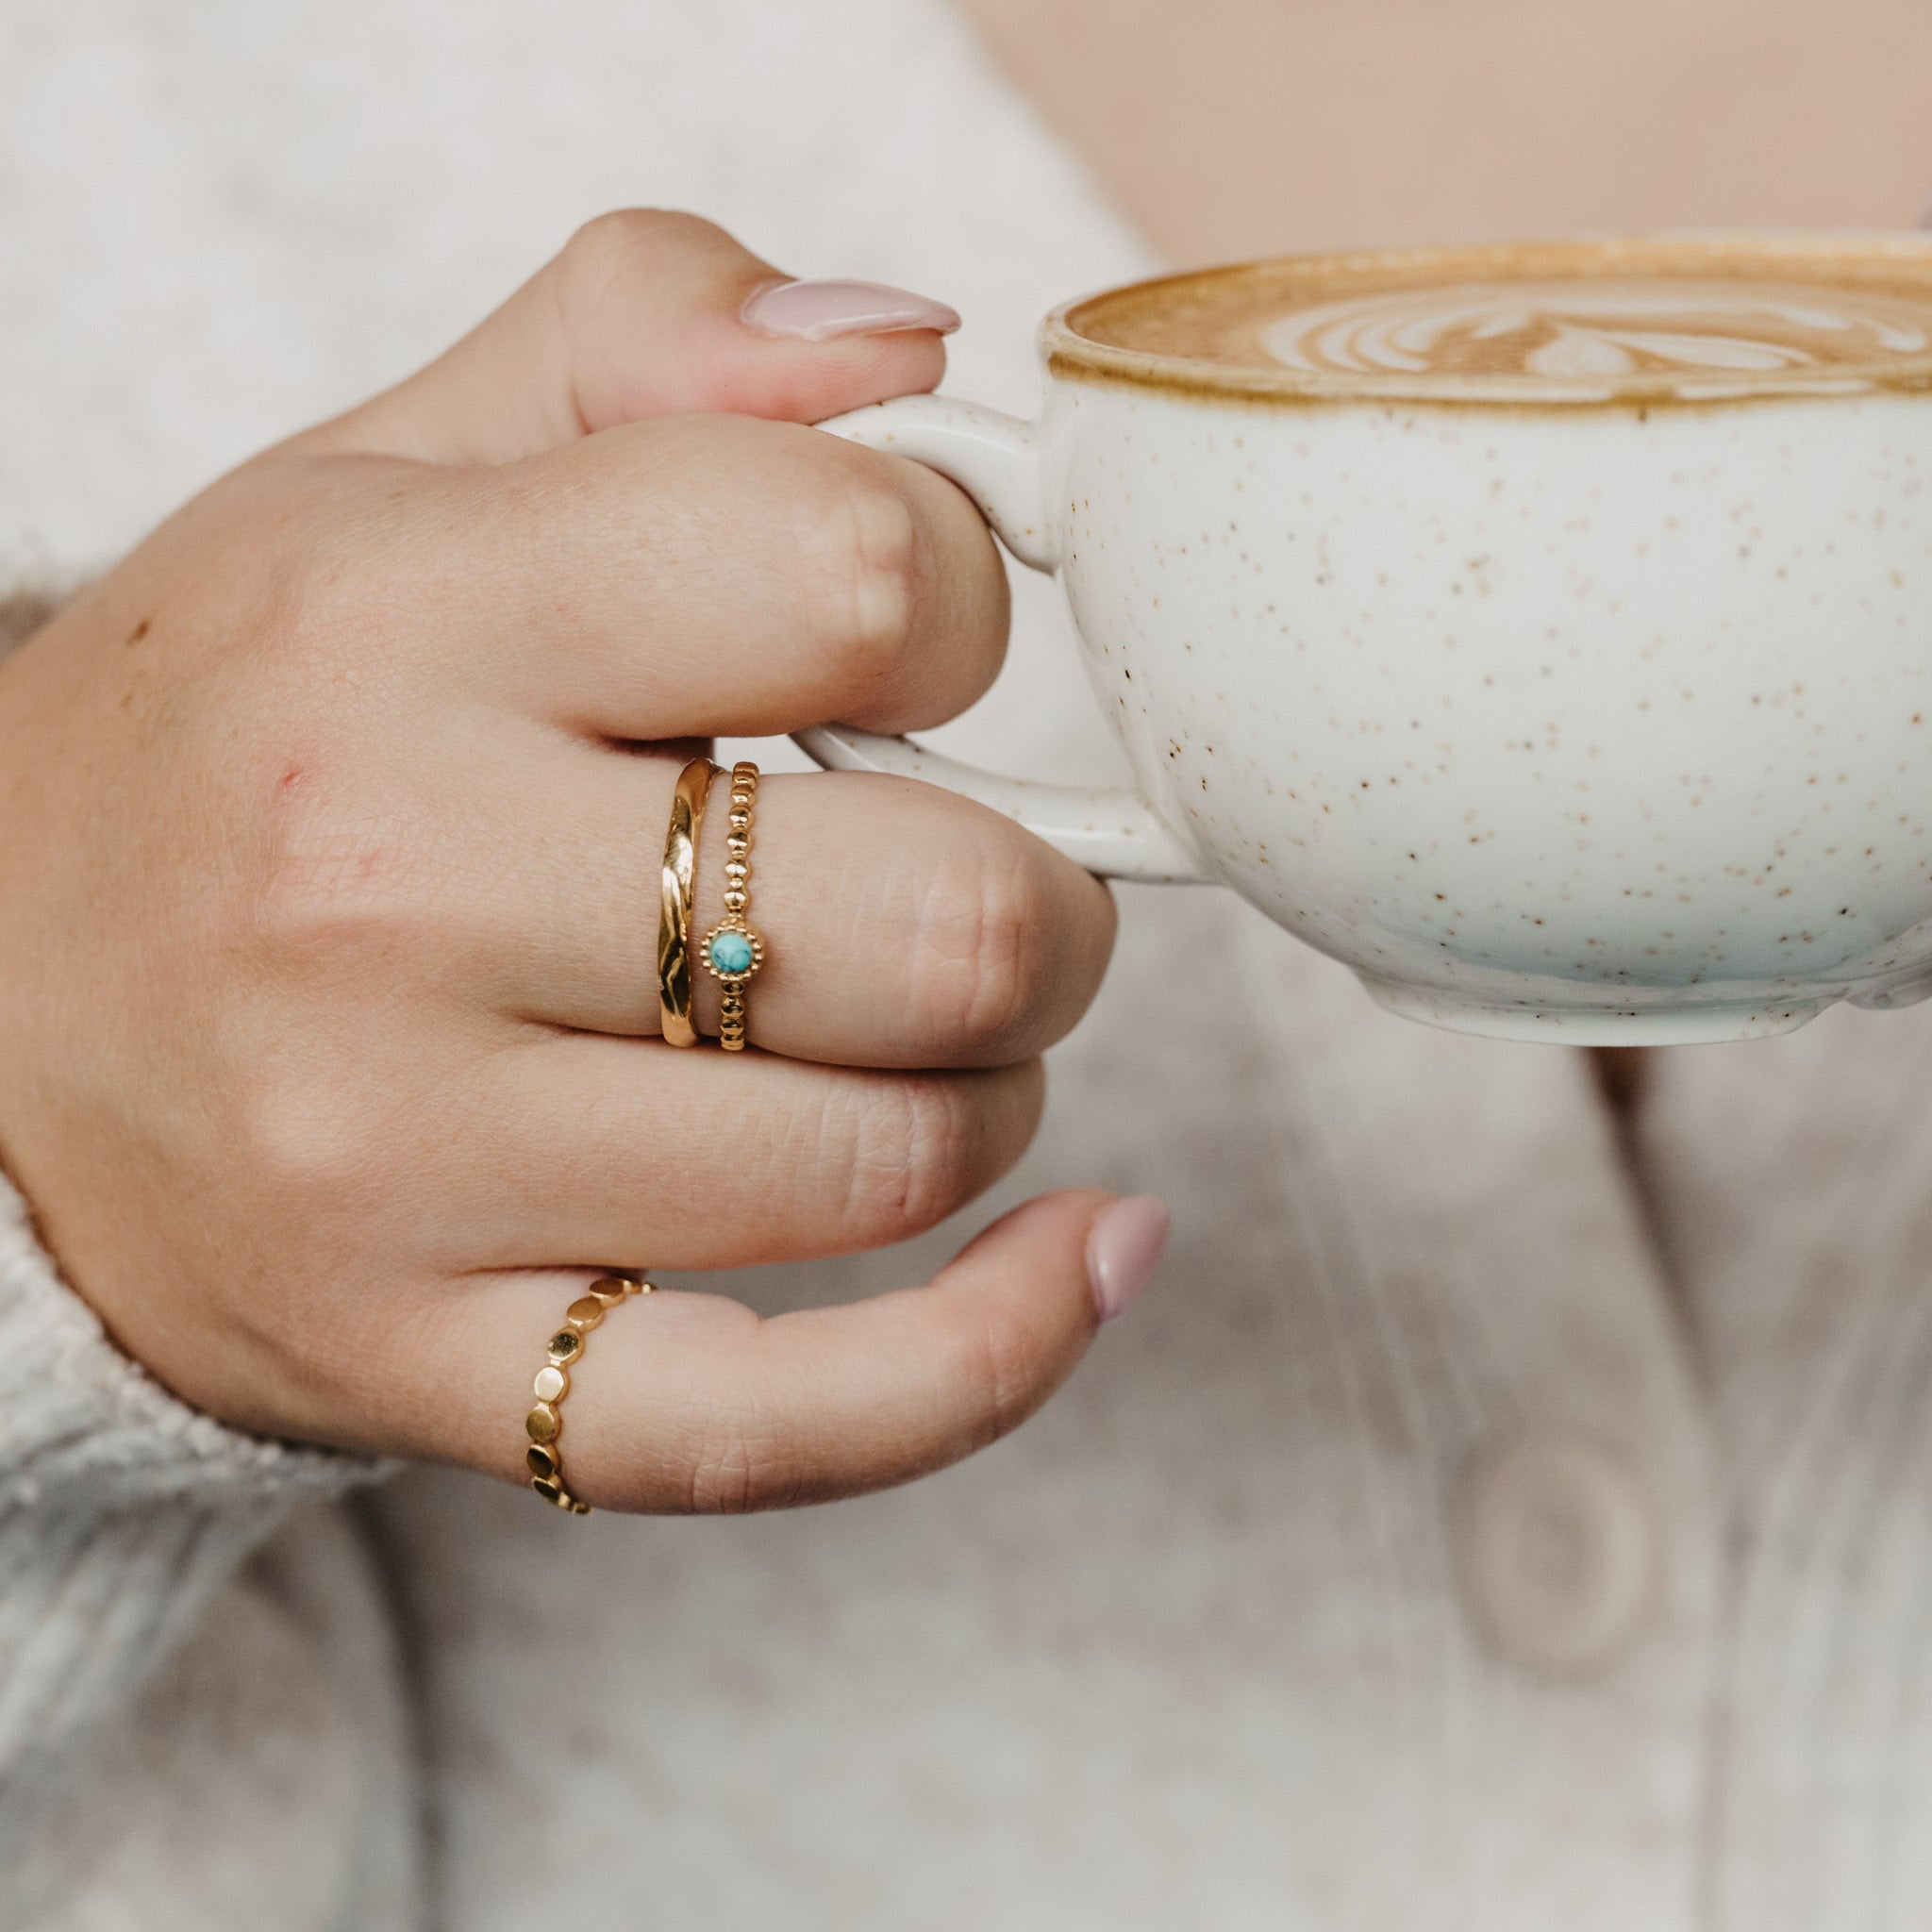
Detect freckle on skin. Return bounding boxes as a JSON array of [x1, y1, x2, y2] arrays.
[[125, 617, 151, 646]]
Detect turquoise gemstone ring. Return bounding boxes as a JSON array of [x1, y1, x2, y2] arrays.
[[707, 927, 757, 975], [699, 760, 766, 1051], [701, 916, 765, 988]]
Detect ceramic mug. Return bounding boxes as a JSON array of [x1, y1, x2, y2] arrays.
[[800, 235, 1932, 1044]]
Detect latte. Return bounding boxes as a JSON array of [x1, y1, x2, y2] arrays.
[[1257, 279, 1932, 380], [820, 230, 1932, 1039], [1058, 238, 1932, 398]]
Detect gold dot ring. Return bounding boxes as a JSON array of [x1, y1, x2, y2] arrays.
[[699, 759, 766, 1052], [658, 756, 718, 1048], [525, 1272, 656, 1513]]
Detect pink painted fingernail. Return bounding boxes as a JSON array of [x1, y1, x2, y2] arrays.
[[741, 278, 961, 341], [1087, 1195, 1170, 1324]]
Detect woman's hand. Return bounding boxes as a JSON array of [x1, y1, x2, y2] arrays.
[[0, 211, 1161, 1510]]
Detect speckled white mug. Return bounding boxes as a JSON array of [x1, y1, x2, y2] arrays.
[[802, 236, 1932, 1043]]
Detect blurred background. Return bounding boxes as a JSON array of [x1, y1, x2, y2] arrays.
[[959, 0, 1932, 262]]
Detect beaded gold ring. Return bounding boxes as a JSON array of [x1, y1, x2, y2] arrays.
[[699, 759, 767, 1052], [525, 1272, 655, 1513]]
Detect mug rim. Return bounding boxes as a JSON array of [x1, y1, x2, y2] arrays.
[[1041, 231, 1932, 408]]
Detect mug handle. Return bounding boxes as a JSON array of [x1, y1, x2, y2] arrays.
[[797, 397, 1208, 884]]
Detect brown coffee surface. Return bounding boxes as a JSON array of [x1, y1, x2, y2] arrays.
[[1061, 241, 1932, 391], [1258, 279, 1932, 379]]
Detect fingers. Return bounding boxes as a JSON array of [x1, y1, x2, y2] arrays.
[[493, 763, 1117, 1068], [277, 211, 1001, 739], [304, 209, 957, 466], [418, 1190, 1165, 1509], [445, 414, 1010, 738], [454, 1033, 1048, 1271]]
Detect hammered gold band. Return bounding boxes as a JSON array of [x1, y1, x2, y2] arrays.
[[658, 756, 717, 1048], [699, 759, 766, 1052], [525, 1272, 656, 1513]]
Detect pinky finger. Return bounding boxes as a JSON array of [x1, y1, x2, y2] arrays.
[[415, 1190, 1170, 1512]]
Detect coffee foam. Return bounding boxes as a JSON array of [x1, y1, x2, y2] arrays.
[[1258, 280, 1932, 380], [1055, 239, 1932, 400]]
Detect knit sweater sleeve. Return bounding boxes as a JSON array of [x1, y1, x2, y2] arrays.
[[0, 587, 386, 1781]]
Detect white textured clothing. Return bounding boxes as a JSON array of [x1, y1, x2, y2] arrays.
[[4, 5, 1932, 1928]]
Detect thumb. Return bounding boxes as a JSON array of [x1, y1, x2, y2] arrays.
[[413, 1190, 1171, 1512], [304, 208, 960, 467]]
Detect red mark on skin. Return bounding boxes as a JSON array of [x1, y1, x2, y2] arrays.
[[277, 765, 307, 796]]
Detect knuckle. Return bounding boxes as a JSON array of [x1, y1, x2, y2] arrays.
[[248, 795, 441, 970], [681, 1407, 793, 1515], [259, 525, 443, 708], [945, 1302, 1038, 1456], [683, 1423, 758, 1514], [269, 474, 429, 642], [230, 1060, 375, 1214], [794, 470, 922, 696], [831, 1074, 982, 1244], [904, 842, 1054, 1058], [558, 208, 710, 300]]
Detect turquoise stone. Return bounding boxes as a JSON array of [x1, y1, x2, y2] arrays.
[[709, 929, 756, 974]]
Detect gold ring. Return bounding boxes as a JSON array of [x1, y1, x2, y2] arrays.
[[700, 759, 766, 1052], [525, 1272, 656, 1513], [658, 756, 717, 1047]]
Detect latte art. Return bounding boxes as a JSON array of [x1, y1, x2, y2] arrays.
[[1258, 280, 1932, 380], [1058, 242, 1932, 399]]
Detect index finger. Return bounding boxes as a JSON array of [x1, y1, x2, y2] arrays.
[[299, 209, 956, 467]]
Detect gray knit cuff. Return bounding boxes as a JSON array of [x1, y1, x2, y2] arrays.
[[0, 1170, 384, 1512], [0, 1167, 391, 1767]]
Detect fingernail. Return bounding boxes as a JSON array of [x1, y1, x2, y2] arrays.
[[1087, 1195, 1170, 1324], [741, 278, 961, 341]]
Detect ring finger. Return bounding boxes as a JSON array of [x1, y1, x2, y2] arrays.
[[494, 749, 1118, 1069]]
